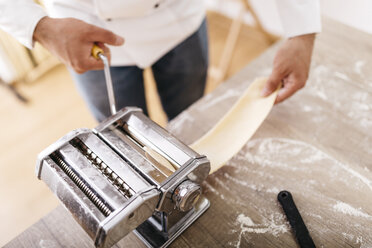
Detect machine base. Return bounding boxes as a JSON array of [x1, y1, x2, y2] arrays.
[[133, 197, 210, 248]]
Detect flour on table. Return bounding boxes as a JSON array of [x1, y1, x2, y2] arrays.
[[334, 71, 350, 81], [354, 60, 366, 75], [342, 232, 355, 241], [203, 181, 225, 200], [233, 213, 288, 248], [238, 138, 372, 192], [333, 201, 372, 219], [265, 186, 280, 194], [302, 105, 313, 112], [39, 239, 59, 248], [309, 63, 372, 131], [167, 112, 195, 135]]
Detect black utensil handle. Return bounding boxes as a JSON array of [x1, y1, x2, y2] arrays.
[[278, 190, 316, 248]]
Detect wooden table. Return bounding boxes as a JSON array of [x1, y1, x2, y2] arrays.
[[6, 18, 372, 248]]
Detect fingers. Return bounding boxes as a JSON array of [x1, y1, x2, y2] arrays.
[[275, 77, 305, 104], [74, 57, 105, 74], [72, 52, 104, 73], [96, 42, 111, 62], [73, 43, 112, 73], [75, 29, 117, 73], [261, 70, 283, 97], [86, 25, 124, 46]]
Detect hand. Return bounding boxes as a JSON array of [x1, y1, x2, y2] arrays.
[[33, 17, 124, 73], [261, 33, 316, 104]]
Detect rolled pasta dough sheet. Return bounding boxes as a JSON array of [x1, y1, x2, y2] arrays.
[[191, 77, 278, 173]]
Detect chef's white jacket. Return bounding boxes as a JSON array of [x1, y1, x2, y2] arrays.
[[0, 0, 321, 68]]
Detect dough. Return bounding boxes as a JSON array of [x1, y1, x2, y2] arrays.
[[143, 146, 175, 176], [191, 77, 278, 173]]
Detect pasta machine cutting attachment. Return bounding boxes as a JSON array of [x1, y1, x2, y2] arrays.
[[35, 107, 210, 248]]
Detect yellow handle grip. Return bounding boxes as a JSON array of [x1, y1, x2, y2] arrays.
[[91, 44, 104, 60]]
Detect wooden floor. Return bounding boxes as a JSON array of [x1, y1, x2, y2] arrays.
[[0, 12, 274, 245]]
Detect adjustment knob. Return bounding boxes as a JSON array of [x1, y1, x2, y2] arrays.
[[173, 180, 201, 212]]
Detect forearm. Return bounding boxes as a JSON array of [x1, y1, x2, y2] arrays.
[[289, 33, 316, 60], [0, 0, 47, 48]]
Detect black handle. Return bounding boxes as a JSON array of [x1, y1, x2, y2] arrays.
[[278, 191, 316, 248]]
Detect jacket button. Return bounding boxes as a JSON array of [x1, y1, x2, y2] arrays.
[[106, 18, 112, 22], [154, 3, 159, 8]]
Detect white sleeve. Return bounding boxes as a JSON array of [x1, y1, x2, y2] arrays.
[[0, 0, 48, 48], [275, 0, 321, 38]]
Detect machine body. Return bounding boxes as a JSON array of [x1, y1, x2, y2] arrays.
[[36, 107, 210, 248]]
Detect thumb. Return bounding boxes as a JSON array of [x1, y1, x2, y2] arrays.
[[87, 25, 124, 46], [261, 70, 282, 97]]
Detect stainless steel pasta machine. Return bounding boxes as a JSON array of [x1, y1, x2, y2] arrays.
[[35, 107, 210, 248]]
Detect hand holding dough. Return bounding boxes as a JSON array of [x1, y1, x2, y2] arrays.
[[191, 77, 278, 173]]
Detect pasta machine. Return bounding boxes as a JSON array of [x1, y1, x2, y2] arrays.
[[35, 107, 210, 248]]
